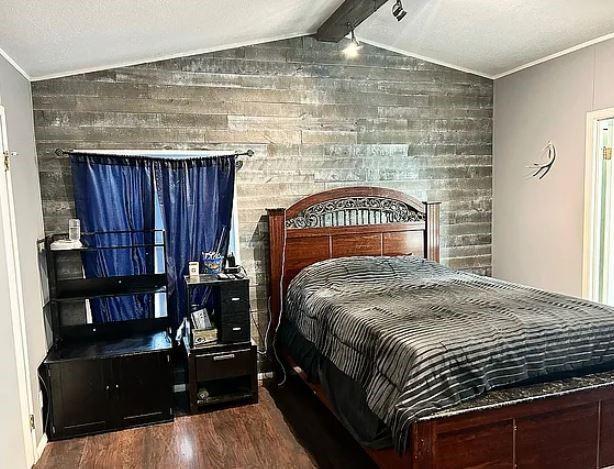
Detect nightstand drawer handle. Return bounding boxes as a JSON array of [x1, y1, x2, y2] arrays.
[[230, 297, 241, 302], [213, 353, 236, 361]]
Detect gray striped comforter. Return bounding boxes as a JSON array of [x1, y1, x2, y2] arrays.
[[285, 256, 614, 451]]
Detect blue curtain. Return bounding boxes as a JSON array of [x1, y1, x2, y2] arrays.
[[71, 154, 156, 323], [154, 156, 236, 328]]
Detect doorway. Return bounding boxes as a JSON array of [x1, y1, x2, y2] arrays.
[[0, 103, 37, 467], [583, 109, 614, 305]]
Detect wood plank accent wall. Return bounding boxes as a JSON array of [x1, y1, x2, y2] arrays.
[[31, 37, 493, 362]]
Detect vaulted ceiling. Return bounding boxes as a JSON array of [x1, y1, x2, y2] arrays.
[[357, 0, 614, 78], [2, 0, 614, 81]]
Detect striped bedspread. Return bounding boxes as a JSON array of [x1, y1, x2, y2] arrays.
[[285, 256, 614, 451]]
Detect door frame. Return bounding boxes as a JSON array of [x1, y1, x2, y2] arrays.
[[583, 107, 614, 301], [0, 103, 37, 465]]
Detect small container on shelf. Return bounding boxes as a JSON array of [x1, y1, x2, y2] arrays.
[[188, 261, 200, 277], [68, 218, 81, 241], [193, 328, 218, 346], [201, 251, 224, 274]]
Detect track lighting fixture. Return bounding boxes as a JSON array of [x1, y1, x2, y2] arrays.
[[392, 0, 407, 21], [343, 29, 362, 58]]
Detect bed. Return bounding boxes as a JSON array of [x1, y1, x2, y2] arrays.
[[267, 186, 614, 469]]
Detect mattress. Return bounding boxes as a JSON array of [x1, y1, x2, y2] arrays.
[[282, 255, 614, 451]]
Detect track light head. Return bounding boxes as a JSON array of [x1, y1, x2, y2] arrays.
[[392, 0, 407, 21], [343, 29, 362, 58]]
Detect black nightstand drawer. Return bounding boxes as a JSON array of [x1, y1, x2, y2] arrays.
[[195, 347, 253, 381], [220, 295, 249, 313], [219, 283, 249, 307], [216, 281, 250, 342], [220, 320, 250, 342]]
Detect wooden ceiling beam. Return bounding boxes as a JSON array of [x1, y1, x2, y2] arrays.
[[314, 0, 389, 43]]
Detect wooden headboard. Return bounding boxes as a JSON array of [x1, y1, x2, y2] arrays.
[[266, 186, 440, 330]]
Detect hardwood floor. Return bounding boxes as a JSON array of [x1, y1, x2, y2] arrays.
[[35, 377, 376, 468]]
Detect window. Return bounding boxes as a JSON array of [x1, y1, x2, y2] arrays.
[[81, 150, 240, 320], [153, 191, 167, 318], [151, 167, 240, 317]]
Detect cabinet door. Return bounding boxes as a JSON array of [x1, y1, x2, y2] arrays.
[[113, 352, 173, 426], [48, 359, 110, 439]]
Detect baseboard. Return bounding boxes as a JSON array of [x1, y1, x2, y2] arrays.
[[35, 433, 47, 463]]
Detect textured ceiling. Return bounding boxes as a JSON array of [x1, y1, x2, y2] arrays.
[[0, 0, 344, 80], [357, 0, 614, 77], [2, 0, 614, 80]]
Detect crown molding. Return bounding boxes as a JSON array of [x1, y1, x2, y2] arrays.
[[0, 46, 30, 81], [9, 26, 614, 85], [493, 31, 614, 79]]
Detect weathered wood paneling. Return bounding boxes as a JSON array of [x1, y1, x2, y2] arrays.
[[31, 37, 493, 365]]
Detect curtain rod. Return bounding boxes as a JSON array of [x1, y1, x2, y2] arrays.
[[54, 148, 254, 158]]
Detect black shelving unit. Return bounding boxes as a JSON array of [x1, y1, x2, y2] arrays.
[[54, 274, 167, 301], [45, 230, 168, 344], [40, 230, 174, 441]]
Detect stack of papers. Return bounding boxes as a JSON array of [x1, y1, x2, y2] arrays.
[[50, 240, 83, 251]]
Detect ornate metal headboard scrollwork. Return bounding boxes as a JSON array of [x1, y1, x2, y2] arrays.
[[266, 186, 441, 336], [285, 196, 425, 229]]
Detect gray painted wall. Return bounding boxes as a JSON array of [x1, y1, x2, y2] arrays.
[[0, 53, 46, 464], [31, 37, 493, 354], [493, 37, 614, 297]]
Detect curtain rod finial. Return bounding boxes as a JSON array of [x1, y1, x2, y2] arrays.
[[246, 149, 254, 157], [55, 148, 65, 156]]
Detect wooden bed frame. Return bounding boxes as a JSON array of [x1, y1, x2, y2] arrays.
[[267, 186, 614, 469]]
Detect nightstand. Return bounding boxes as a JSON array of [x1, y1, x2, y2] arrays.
[[182, 274, 257, 412]]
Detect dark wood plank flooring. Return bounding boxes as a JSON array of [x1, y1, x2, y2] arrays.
[[36, 377, 376, 468]]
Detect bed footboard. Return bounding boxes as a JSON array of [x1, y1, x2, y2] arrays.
[[407, 382, 614, 469]]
